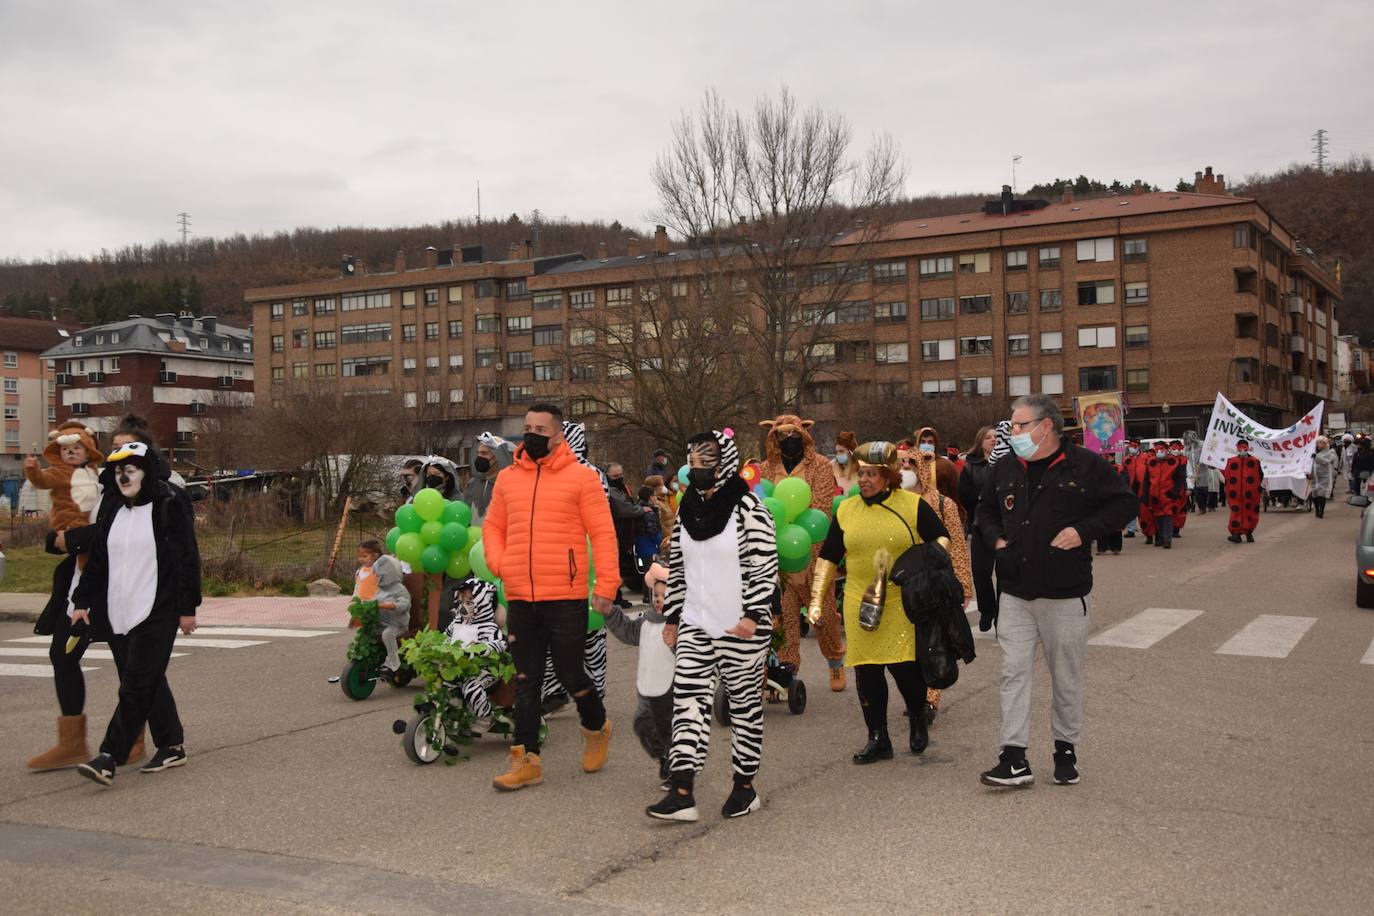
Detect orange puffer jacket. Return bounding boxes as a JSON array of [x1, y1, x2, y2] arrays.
[[483, 440, 622, 602]]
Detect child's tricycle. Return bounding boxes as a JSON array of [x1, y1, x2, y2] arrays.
[[339, 598, 419, 700]]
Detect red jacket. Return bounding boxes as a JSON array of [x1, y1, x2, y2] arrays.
[[483, 440, 621, 603]]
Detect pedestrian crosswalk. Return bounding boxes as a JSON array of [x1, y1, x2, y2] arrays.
[[1215, 615, 1317, 659], [0, 626, 341, 678]]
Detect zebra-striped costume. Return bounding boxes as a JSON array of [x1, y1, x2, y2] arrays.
[[443, 578, 504, 721], [664, 429, 778, 780]]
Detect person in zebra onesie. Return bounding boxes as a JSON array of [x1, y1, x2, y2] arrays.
[[443, 578, 506, 724], [647, 429, 777, 823]]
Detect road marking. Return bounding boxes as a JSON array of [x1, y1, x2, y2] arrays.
[[0, 663, 99, 677], [191, 627, 338, 638], [0, 647, 186, 660], [1215, 615, 1316, 658], [171, 638, 268, 649], [1089, 608, 1204, 649], [1362, 638, 1374, 666]]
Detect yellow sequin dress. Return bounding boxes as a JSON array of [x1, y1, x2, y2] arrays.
[[834, 489, 927, 667]]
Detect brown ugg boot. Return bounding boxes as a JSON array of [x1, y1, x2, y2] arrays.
[[27, 715, 89, 771], [120, 726, 147, 766]]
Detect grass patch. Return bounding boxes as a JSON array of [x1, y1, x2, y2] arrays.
[[0, 544, 62, 593]]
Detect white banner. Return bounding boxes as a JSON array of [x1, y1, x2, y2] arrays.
[[1199, 393, 1324, 478]]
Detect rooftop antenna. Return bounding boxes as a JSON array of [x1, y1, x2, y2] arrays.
[[1311, 129, 1328, 172], [1012, 155, 1022, 194]]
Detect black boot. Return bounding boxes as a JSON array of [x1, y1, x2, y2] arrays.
[[852, 731, 893, 764], [1245, 532, 1254, 543], [1228, 534, 1242, 543], [910, 707, 929, 755]]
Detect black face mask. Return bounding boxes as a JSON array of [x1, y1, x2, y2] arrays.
[[523, 432, 551, 460], [687, 467, 718, 492], [655, 457, 667, 466], [780, 436, 804, 459], [473, 456, 491, 474], [426, 475, 446, 491]]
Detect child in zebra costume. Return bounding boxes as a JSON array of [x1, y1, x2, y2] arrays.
[[443, 577, 506, 722], [648, 429, 777, 823]]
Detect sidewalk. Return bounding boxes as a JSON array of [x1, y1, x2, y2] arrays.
[[0, 592, 350, 627]]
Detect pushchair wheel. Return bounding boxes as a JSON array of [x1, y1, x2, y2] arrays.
[[403, 712, 445, 765], [713, 681, 732, 728], [340, 660, 376, 701], [788, 678, 807, 715]]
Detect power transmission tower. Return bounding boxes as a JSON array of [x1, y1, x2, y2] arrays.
[[177, 212, 192, 256], [1311, 129, 1328, 172]]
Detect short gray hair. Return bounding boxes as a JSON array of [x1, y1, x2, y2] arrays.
[[1011, 394, 1065, 436]]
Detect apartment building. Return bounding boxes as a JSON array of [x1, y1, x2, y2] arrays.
[[41, 313, 254, 468], [1, 316, 81, 485]]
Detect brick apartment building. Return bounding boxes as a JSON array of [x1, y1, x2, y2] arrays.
[[41, 313, 254, 468], [246, 169, 1341, 450], [2, 316, 81, 491]]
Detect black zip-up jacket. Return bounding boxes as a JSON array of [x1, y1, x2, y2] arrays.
[[975, 443, 1137, 600], [957, 455, 990, 533]]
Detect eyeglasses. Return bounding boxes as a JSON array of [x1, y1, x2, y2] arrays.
[[1008, 417, 1045, 432]]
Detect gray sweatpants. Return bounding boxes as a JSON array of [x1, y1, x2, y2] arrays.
[[997, 593, 1090, 750]]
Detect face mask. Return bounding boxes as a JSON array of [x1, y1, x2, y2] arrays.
[[658, 486, 668, 496], [1154, 450, 1166, 459], [1171, 450, 1182, 457], [609, 476, 624, 489], [1009, 427, 1040, 459], [780, 436, 804, 459], [655, 457, 667, 467], [115, 463, 145, 499], [918, 442, 935, 454], [900, 468, 918, 490], [523, 432, 551, 460], [472, 456, 491, 474], [687, 467, 717, 492], [835, 452, 849, 467], [426, 475, 446, 490], [1127, 447, 1139, 456]]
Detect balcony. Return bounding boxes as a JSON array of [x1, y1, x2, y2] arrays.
[[1291, 376, 1308, 393], [70, 403, 90, 416], [1288, 334, 1305, 354], [158, 371, 178, 384], [1286, 293, 1304, 315], [54, 373, 72, 386], [86, 371, 105, 383]]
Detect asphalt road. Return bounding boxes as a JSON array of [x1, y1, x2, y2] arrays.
[[1, 502, 1371, 914]]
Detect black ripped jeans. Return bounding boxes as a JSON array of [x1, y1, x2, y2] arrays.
[[507, 599, 605, 753]]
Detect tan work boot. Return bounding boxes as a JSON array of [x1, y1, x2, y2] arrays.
[[581, 720, 612, 773], [492, 745, 542, 791], [27, 715, 89, 771], [120, 726, 147, 767], [829, 666, 847, 692]]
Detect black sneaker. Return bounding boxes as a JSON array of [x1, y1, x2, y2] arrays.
[[1245, 533, 1255, 543], [980, 747, 1033, 788], [721, 784, 761, 819], [646, 788, 699, 822], [77, 753, 116, 787], [1053, 741, 1079, 785], [139, 746, 187, 773]]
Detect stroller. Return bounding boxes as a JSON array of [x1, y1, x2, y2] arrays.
[[713, 588, 807, 725]]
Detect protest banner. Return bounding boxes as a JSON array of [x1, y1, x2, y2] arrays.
[[1199, 393, 1324, 479], [1076, 391, 1126, 457]]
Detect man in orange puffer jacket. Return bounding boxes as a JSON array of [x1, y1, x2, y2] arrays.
[[484, 403, 621, 791]]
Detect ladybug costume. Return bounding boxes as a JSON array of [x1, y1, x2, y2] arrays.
[[1225, 440, 1263, 542]]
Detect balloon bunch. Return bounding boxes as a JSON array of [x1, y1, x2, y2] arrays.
[[757, 477, 830, 574], [385, 488, 483, 581]]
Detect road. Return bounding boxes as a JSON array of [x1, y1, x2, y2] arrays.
[[0, 502, 1371, 914]]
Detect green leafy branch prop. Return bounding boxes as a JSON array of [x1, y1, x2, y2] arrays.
[[401, 628, 516, 765], [345, 599, 385, 671]]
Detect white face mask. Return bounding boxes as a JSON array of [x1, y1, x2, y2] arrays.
[[115, 463, 145, 498], [900, 469, 918, 490]]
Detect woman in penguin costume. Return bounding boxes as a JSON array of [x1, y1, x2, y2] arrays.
[[71, 440, 202, 787]]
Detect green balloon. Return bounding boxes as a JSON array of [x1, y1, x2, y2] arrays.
[[760, 478, 775, 497], [413, 487, 445, 522], [774, 477, 812, 523], [420, 544, 448, 574], [470, 539, 496, 583], [795, 508, 830, 545], [394, 532, 424, 567], [438, 522, 468, 553], [395, 504, 421, 533], [420, 521, 443, 545], [848, 484, 860, 497], [776, 523, 812, 561], [497, 581, 508, 608], [467, 526, 482, 552], [779, 550, 811, 574], [763, 496, 787, 530], [442, 500, 473, 527], [587, 606, 605, 632], [385, 526, 402, 554], [831, 495, 844, 516], [446, 550, 471, 580]]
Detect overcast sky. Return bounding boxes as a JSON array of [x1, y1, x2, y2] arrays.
[[2, 0, 1371, 261]]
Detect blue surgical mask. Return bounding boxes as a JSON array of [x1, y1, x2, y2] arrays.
[[1009, 431, 1039, 459], [918, 443, 935, 454], [835, 452, 849, 466]]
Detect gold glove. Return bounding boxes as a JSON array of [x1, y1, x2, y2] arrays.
[[806, 558, 838, 626]]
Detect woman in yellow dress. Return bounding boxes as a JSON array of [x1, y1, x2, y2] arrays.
[[808, 441, 954, 764]]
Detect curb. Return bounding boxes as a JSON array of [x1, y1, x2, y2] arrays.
[[0, 609, 40, 624]]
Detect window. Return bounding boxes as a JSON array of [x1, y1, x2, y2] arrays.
[[313, 330, 335, 349], [532, 325, 562, 347], [340, 323, 392, 345], [922, 339, 956, 362], [533, 291, 562, 310], [95, 334, 105, 345], [833, 301, 871, 324], [477, 384, 502, 403], [919, 256, 954, 278], [804, 382, 834, 405], [1038, 246, 1061, 268], [448, 320, 463, 338], [402, 290, 417, 308], [922, 379, 956, 397], [4, 352, 17, 368], [425, 322, 439, 341], [315, 362, 336, 378], [1076, 238, 1114, 262], [291, 299, 308, 317], [1235, 314, 1259, 339], [341, 356, 390, 377], [1040, 289, 1062, 311], [475, 349, 500, 369], [270, 335, 284, 353], [507, 351, 533, 370], [534, 361, 563, 381], [404, 391, 417, 408], [292, 362, 309, 379], [1125, 282, 1149, 305], [606, 286, 633, 306], [960, 295, 992, 315], [1007, 334, 1030, 356], [1125, 325, 1149, 348], [875, 342, 908, 364], [1077, 281, 1116, 305], [1265, 323, 1280, 348], [292, 329, 308, 349], [271, 367, 284, 382], [1234, 358, 1258, 383], [1008, 375, 1031, 397], [111, 333, 120, 344], [874, 301, 907, 322], [1078, 326, 1117, 348], [448, 285, 464, 303], [1079, 365, 1118, 391], [314, 297, 335, 315], [508, 385, 534, 404], [475, 279, 497, 299], [506, 315, 532, 336], [571, 363, 595, 381], [270, 302, 284, 320], [4, 429, 18, 447], [958, 252, 991, 274], [1041, 373, 1064, 395], [807, 343, 836, 364], [873, 260, 907, 283], [1126, 368, 1149, 392], [475, 314, 499, 334], [960, 336, 993, 356], [449, 387, 465, 404], [425, 389, 440, 405], [670, 281, 688, 299], [402, 324, 417, 342], [73, 336, 83, 347], [506, 279, 529, 299], [1233, 224, 1256, 250], [1040, 331, 1063, 354], [570, 290, 596, 310], [340, 291, 391, 311], [961, 377, 993, 396], [402, 357, 417, 376], [1006, 291, 1029, 314], [1123, 238, 1148, 261], [1006, 250, 1028, 271], [920, 297, 954, 321], [3, 405, 16, 419], [108, 357, 120, 373], [425, 356, 440, 375], [1264, 280, 1279, 307], [448, 354, 464, 373], [424, 288, 440, 306]]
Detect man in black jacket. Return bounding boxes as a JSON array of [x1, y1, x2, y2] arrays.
[[974, 395, 1136, 789]]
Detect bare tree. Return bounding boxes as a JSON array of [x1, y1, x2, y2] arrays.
[[189, 389, 255, 473], [651, 87, 906, 415], [826, 386, 1007, 452]]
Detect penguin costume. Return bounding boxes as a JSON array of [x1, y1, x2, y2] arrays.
[[72, 440, 202, 787]]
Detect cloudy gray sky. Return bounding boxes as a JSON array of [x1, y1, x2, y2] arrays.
[[2, 0, 1371, 261]]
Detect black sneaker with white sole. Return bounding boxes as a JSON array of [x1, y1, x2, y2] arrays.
[[140, 746, 187, 773], [77, 753, 117, 787], [721, 784, 761, 819], [980, 747, 1034, 788], [1053, 740, 1080, 785], [646, 788, 699, 822]]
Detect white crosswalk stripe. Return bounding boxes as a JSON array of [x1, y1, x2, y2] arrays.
[[1, 626, 340, 677], [1216, 615, 1317, 659], [0, 663, 98, 677], [1089, 608, 1204, 649], [1361, 638, 1374, 666], [171, 638, 268, 649], [191, 627, 336, 638], [0, 647, 187, 661]]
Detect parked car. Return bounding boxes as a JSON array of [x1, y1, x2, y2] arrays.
[[1348, 494, 1374, 607]]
